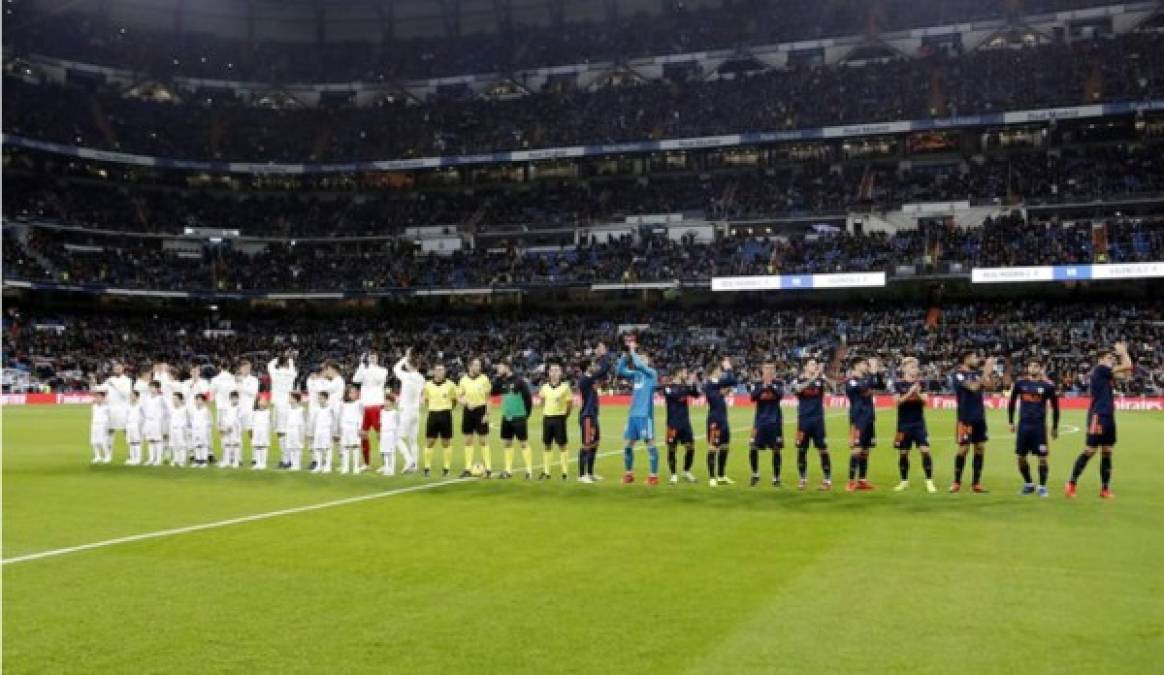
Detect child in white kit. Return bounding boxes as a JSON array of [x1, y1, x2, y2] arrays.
[[125, 390, 144, 465], [219, 391, 243, 468], [143, 381, 168, 466], [380, 390, 400, 476], [189, 394, 213, 468], [167, 391, 190, 467], [90, 389, 112, 464], [310, 390, 336, 473], [281, 392, 306, 470], [251, 397, 272, 470], [339, 386, 364, 475]]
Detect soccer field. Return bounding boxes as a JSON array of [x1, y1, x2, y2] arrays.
[[4, 404, 1163, 674]]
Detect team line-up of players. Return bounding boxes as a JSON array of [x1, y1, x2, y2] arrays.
[[87, 340, 1134, 499]]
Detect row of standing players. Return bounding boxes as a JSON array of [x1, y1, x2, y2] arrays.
[[87, 341, 1134, 499]]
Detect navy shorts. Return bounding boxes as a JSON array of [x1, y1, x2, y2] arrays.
[[796, 418, 827, 450], [1015, 423, 1049, 457], [849, 419, 876, 449], [894, 423, 929, 451], [666, 423, 694, 445], [579, 415, 600, 447], [1085, 413, 1116, 447], [707, 419, 730, 447], [751, 422, 784, 450], [956, 418, 988, 445]]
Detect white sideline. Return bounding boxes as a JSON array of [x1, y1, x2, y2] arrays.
[[3, 409, 992, 566], [1, 447, 629, 566]]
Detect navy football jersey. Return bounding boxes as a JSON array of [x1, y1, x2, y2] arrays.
[[845, 373, 881, 424], [894, 379, 926, 426], [703, 372, 738, 421], [794, 377, 827, 422], [750, 380, 784, 426], [1088, 365, 1115, 416], [663, 383, 698, 427], [1009, 379, 1060, 429], [951, 367, 987, 422]]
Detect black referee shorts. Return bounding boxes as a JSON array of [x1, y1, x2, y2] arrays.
[[426, 410, 453, 440], [501, 418, 529, 442], [461, 405, 489, 436], [543, 415, 568, 447]]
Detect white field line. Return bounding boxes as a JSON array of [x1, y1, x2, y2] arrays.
[[4, 410, 1051, 566]]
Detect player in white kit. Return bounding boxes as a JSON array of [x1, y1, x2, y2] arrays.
[[310, 390, 337, 473], [339, 386, 364, 475], [142, 381, 168, 466], [323, 362, 346, 471], [267, 351, 298, 439], [281, 392, 306, 470], [125, 389, 144, 465], [251, 397, 272, 470], [103, 362, 133, 458], [236, 360, 260, 433], [219, 391, 243, 468], [353, 352, 389, 469], [90, 389, 112, 464], [190, 394, 213, 468], [305, 368, 326, 466], [394, 349, 425, 473], [167, 391, 190, 467]]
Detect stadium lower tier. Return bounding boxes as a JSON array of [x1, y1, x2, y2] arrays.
[[4, 301, 1161, 396]]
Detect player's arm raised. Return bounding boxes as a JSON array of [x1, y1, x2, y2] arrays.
[[1112, 341, 1134, 379]]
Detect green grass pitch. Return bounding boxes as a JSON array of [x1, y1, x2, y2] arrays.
[[4, 403, 1164, 673]]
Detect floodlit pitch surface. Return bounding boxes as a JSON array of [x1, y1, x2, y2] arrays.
[[4, 404, 1163, 674]]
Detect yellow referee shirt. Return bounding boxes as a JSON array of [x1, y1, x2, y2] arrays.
[[539, 382, 572, 417], [424, 380, 458, 411], [458, 374, 492, 409]]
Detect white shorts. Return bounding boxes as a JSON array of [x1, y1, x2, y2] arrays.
[[273, 402, 290, 433], [169, 428, 188, 448], [108, 407, 128, 430], [222, 430, 242, 446], [340, 425, 361, 447], [126, 426, 143, 444], [239, 407, 254, 431], [90, 426, 109, 446], [311, 437, 333, 452], [190, 429, 210, 448], [143, 421, 163, 442], [398, 410, 420, 440]]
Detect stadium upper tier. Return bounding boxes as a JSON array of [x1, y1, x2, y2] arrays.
[[4, 31, 1162, 164], [4, 0, 1129, 83], [5, 143, 1162, 237], [5, 301, 1163, 397]]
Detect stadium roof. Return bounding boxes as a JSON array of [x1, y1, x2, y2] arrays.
[[21, 0, 673, 43]]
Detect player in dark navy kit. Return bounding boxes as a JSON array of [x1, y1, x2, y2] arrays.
[[792, 358, 833, 491], [1067, 342, 1133, 499], [703, 357, 737, 487], [844, 356, 884, 492], [748, 360, 785, 487], [575, 343, 609, 483], [663, 366, 700, 484], [1008, 359, 1060, 497], [892, 357, 937, 493], [949, 352, 999, 493]]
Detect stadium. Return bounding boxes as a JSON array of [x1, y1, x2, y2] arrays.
[[2, 0, 1163, 671]]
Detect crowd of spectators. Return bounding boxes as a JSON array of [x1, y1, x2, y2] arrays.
[[5, 1, 1113, 83], [5, 32, 1161, 162], [4, 301, 1161, 397], [6, 215, 1162, 290], [4, 142, 1162, 237]]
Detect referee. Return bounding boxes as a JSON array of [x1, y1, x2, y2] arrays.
[[538, 362, 573, 480], [422, 363, 458, 477], [458, 358, 493, 477]]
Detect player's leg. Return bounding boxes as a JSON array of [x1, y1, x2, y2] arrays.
[[715, 425, 732, 484], [795, 427, 809, 490], [557, 422, 570, 479], [646, 421, 659, 485], [919, 445, 936, 492], [622, 418, 637, 483], [441, 436, 453, 478], [815, 426, 832, 490], [952, 421, 970, 490], [682, 437, 696, 481], [894, 446, 911, 492], [706, 422, 720, 486], [541, 422, 554, 479], [748, 427, 761, 486]]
